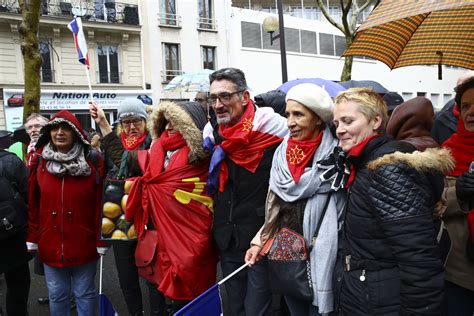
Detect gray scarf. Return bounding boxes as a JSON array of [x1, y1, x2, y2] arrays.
[[42, 142, 91, 177], [269, 126, 345, 313]]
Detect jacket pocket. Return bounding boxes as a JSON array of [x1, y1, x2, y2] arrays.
[[366, 267, 400, 314]]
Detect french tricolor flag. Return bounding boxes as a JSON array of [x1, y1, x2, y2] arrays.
[[67, 17, 89, 68]]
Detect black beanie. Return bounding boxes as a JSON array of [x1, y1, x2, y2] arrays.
[[177, 101, 208, 131]]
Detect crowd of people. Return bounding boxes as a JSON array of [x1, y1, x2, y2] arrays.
[[0, 67, 473, 316]]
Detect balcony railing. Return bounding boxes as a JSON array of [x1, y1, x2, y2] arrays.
[[161, 69, 183, 83], [197, 17, 217, 31], [0, 0, 140, 26], [158, 12, 181, 27]]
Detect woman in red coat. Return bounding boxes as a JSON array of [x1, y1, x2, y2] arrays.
[[27, 110, 105, 315], [127, 101, 218, 314]]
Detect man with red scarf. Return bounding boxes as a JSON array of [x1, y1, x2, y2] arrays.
[[203, 68, 288, 316], [90, 99, 160, 316], [441, 77, 474, 316]]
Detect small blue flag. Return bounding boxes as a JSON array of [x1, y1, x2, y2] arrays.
[[99, 293, 118, 316], [174, 284, 223, 316]]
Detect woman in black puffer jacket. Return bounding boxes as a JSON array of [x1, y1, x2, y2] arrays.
[[332, 88, 453, 315]]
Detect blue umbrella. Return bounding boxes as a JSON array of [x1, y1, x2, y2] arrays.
[[277, 78, 346, 97], [339, 80, 389, 94]]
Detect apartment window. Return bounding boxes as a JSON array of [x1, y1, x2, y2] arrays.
[[261, 6, 276, 14], [241, 22, 262, 49], [319, 33, 335, 55], [198, 0, 213, 29], [335, 36, 346, 56], [328, 6, 341, 18], [301, 30, 317, 54], [159, 0, 177, 26], [202, 46, 216, 70], [291, 6, 303, 18], [285, 28, 300, 53], [430, 93, 440, 109], [304, 7, 321, 20], [319, 33, 346, 56], [97, 44, 120, 83], [40, 40, 53, 82], [163, 43, 180, 82]]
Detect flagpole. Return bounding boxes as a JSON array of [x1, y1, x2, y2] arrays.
[[99, 255, 103, 295], [218, 262, 250, 285], [85, 65, 94, 103]]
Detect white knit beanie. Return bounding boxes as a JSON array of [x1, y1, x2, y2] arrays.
[[285, 83, 334, 123], [118, 98, 148, 121]]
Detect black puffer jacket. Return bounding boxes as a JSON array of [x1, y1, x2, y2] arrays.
[[0, 150, 30, 273], [334, 135, 451, 316]]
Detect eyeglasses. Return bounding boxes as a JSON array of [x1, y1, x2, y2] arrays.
[[25, 124, 43, 131], [209, 90, 244, 105], [121, 118, 143, 127], [194, 98, 207, 103]]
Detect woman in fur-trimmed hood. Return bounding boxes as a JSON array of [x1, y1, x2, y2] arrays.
[[146, 100, 208, 165], [126, 101, 218, 312], [332, 88, 453, 315]]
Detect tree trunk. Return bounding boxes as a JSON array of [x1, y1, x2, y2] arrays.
[[341, 55, 353, 81], [18, 0, 41, 121], [341, 36, 354, 81]]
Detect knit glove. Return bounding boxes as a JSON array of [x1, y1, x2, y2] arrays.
[[456, 171, 474, 204]]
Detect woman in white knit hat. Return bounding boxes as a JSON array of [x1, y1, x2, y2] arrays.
[[245, 83, 346, 315]]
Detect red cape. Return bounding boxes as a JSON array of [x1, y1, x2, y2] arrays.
[[127, 148, 218, 300]]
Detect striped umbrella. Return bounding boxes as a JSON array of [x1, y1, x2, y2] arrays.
[[343, 0, 474, 76]]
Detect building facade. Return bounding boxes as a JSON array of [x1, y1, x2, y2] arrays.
[[0, 0, 466, 132], [0, 0, 149, 131], [145, 0, 464, 109]]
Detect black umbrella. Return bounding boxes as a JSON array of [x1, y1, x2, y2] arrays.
[[13, 125, 30, 145], [339, 80, 389, 94]]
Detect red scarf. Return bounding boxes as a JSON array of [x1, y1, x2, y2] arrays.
[[126, 144, 217, 300], [286, 132, 323, 184], [147, 131, 188, 177], [442, 107, 474, 176], [216, 101, 283, 192], [346, 135, 379, 187], [120, 131, 148, 151]]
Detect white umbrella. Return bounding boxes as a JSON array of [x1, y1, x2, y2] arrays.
[[164, 69, 214, 93]]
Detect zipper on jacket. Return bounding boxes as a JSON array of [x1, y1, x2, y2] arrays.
[[61, 177, 65, 264], [228, 163, 237, 223]]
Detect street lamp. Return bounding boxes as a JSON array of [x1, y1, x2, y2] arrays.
[[262, 0, 288, 83]]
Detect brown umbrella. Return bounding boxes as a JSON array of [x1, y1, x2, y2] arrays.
[[343, 0, 474, 77]]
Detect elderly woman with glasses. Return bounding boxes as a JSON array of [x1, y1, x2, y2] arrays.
[[89, 99, 163, 316]]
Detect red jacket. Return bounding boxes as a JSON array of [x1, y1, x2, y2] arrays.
[[27, 152, 104, 268], [27, 110, 106, 268]]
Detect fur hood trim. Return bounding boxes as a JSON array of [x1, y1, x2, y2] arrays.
[[148, 101, 207, 164], [367, 147, 455, 174]]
